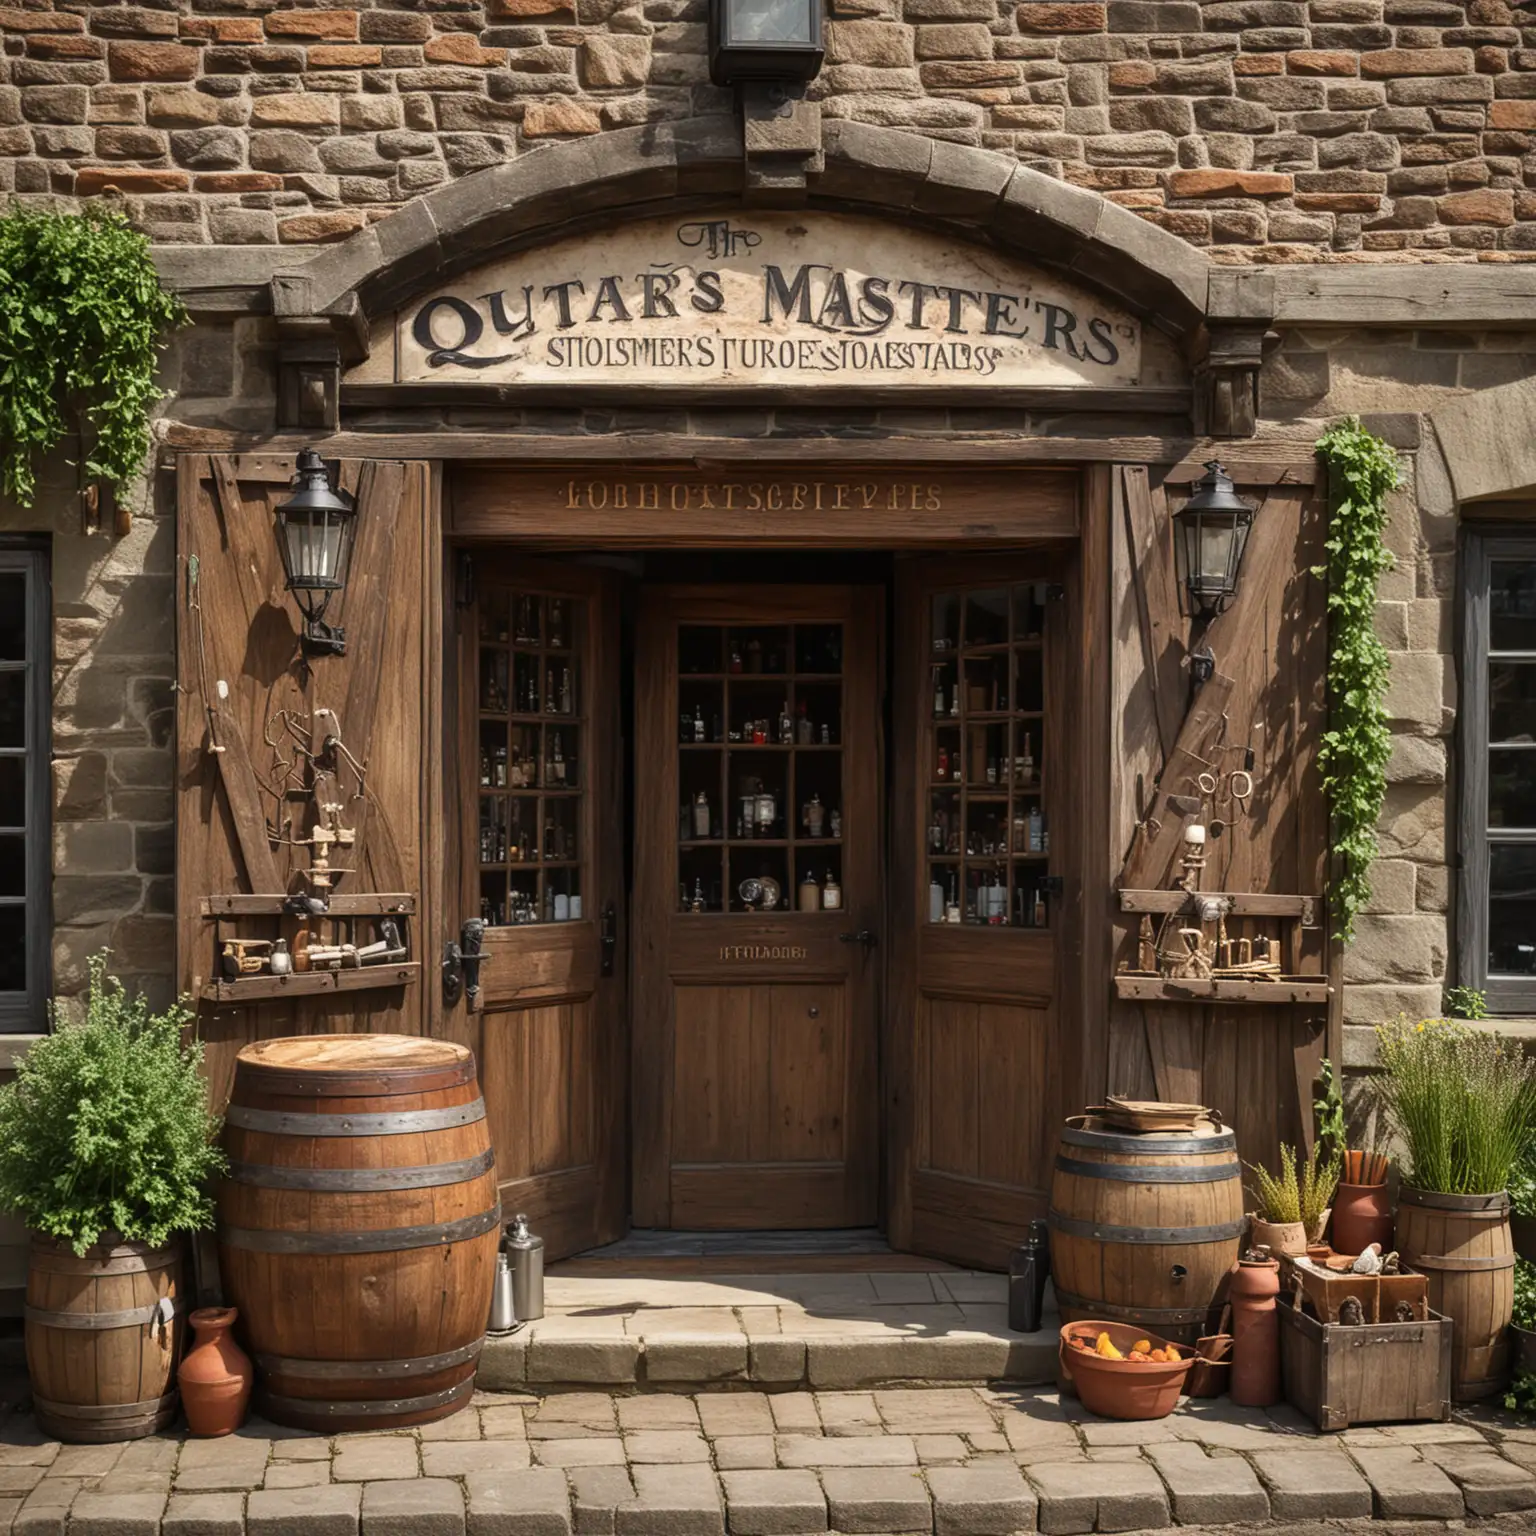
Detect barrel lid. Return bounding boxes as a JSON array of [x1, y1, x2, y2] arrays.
[[233, 1035, 476, 1097]]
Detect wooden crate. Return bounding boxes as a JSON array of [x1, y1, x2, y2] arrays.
[[1278, 1293, 1452, 1432]]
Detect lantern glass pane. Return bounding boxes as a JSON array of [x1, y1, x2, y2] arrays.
[[728, 0, 813, 44], [1196, 517, 1237, 590]]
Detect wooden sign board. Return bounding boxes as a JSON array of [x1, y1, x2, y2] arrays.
[[449, 467, 1080, 546], [351, 212, 1143, 393]]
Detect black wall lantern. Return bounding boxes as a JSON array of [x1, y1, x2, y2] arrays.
[[274, 448, 357, 657], [709, 0, 824, 86], [1172, 461, 1254, 621]]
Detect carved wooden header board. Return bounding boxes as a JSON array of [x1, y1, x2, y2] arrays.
[[349, 213, 1143, 392]]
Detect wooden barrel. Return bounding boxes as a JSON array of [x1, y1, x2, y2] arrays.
[[218, 1035, 500, 1431], [1396, 1187, 1514, 1401], [1047, 1117, 1244, 1345], [25, 1235, 184, 1442]]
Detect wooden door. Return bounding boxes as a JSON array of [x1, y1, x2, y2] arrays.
[[632, 587, 882, 1229], [175, 454, 440, 1105], [888, 556, 1079, 1270], [445, 557, 627, 1261]]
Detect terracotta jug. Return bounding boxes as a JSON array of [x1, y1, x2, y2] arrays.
[[1228, 1255, 1282, 1408], [1332, 1182, 1393, 1258], [178, 1306, 253, 1437]]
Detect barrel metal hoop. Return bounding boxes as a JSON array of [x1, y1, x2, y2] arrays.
[[26, 1299, 184, 1331], [1407, 1253, 1517, 1272], [28, 1239, 181, 1275], [228, 1147, 496, 1193], [33, 1389, 178, 1421], [1053, 1287, 1214, 1325], [256, 1338, 485, 1381], [221, 1203, 501, 1256], [225, 1099, 487, 1138], [256, 1376, 474, 1421], [235, 1060, 477, 1098], [1054, 1155, 1242, 1184], [1058, 1124, 1236, 1156], [1047, 1210, 1245, 1244], [1398, 1187, 1510, 1213]]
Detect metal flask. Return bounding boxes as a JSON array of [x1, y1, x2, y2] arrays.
[[506, 1212, 545, 1322], [1008, 1218, 1051, 1333], [488, 1250, 517, 1336]]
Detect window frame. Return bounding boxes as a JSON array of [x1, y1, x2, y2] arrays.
[[1458, 526, 1536, 1015], [0, 545, 50, 1032]]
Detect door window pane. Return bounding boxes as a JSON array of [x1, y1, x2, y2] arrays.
[[0, 759, 21, 824], [1490, 844, 1536, 976], [0, 576, 24, 661], [926, 580, 1052, 927], [477, 584, 586, 925], [0, 674, 22, 749], [1490, 662, 1536, 743], [1489, 749, 1536, 828], [1491, 559, 1536, 652], [0, 908, 22, 993], [0, 835, 21, 897]]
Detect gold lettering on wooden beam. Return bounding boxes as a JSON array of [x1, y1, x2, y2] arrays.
[[563, 479, 946, 513]]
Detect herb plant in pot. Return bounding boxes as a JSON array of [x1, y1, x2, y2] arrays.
[[0, 957, 225, 1441], [1246, 1143, 1339, 1257], [1376, 1017, 1536, 1402]]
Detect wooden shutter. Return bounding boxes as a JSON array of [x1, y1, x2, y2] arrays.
[[174, 454, 442, 1104]]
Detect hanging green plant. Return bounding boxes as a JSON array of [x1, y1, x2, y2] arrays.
[[0, 206, 186, 510], [1315, 417, 1401, 944]]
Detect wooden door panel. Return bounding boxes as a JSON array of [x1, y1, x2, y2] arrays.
[[634, 586, 882, 1230], [448, 558, 626, 1261]]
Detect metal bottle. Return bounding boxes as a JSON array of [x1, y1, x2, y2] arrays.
[[488, 1250, 517, 1335], [506, 1213, 545, 1322], [1007, 1219, 1051, 1333]]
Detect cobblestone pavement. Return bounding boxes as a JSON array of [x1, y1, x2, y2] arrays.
[[2, 1384, 1536, 1534]]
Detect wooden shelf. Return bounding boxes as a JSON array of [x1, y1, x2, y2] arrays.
[[201, 962, 420, 1003], [201, 894, 415, 918], [1118, 889, 1319, 923], [1114, 974, 1331, 1004]]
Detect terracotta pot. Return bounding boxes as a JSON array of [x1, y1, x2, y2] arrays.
[[1332, 1181, 1393, 1258], [1187, 1326, 1234, 1399], [178, 1307, 253, 1437], [1249, 1214, 1307, 1257], [1228, 1254, 1282, 1408], [1058, 1321, 1194, 1421]]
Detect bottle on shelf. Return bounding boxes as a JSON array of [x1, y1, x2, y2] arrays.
[[822, 872, 842, 910], [693, 704, 705, 742], [549, 732, 565, 786], [779, 701, 793, 745], [1033, 885, 1048, 927], [820, 723, 832, 745], [936, 745, 950, 782], [932, 666, 946, 719], [692, 791, 711, 840], [559, 667, 573, 715], [797, 704, 812, 745], [479, 746, 492, 787], [929, 879, 945, 923], [803, 793, 825, 839], [549, 598, 566, 649], [729, 643, 743, 674], [829, 808, 842, 838], [945, 874, 961, 925], [928, 809, 944, 852], [799, 871, 820, 912], [1028, 805, 1044, 853]]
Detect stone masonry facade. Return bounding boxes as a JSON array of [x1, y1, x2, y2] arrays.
[[5, 0, 1536, 259]]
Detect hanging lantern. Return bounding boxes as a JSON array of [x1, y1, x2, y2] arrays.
[[1172, 460, 1254, 619], [709, 0, 825, 85], [274, 449, 356, 657]]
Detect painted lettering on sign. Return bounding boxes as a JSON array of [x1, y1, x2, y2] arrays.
[[564, 480, 945, 513], [719, 945, 809, 961], [376, 212, 1141, 391]]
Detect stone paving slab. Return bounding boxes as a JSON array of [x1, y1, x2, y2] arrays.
[[13, 1372, 1536, 1534]]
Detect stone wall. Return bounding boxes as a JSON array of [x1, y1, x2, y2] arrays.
[[3, 0, 1536, 259]]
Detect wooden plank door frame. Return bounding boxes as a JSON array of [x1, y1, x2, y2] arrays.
[[885, 476, 1112, 1262], [631, 583, 885, 1231], [439, 549, 628, 1257]]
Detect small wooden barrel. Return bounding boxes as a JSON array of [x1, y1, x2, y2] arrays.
[[218, 1035, 500, 1431], [25, 1235, 184, 1442], [1396, 1187, 1514, 1401], [1048, 1117, 1244, 1345]]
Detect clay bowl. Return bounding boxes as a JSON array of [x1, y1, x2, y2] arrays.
[[1058, 1320, 1195, 1422]]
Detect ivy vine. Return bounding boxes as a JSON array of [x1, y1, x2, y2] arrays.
[[0, 207, 185, 509], [1315, 417, 1402, 943]]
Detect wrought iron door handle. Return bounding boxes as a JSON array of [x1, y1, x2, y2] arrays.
[[839, 930, 877, 949], [600, 901, 618, 977]]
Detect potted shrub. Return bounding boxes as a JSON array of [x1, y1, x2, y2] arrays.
[[1314, 1056, 1394, 1254], [1246, 1142, 1339, 1257], [0, 956, 224, 1440], [1376, 1017, 1536, 1402]]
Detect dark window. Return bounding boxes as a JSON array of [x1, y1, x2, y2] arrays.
[[1460, 532, 1536, 1014], [0, 551, 48, 1028]]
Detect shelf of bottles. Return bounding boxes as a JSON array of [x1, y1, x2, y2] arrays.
[[477, 589, 584, 926], [926, 583, 1053, 928], [676, 623, 845, 916]]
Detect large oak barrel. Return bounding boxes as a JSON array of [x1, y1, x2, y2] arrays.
[[218, 1035, 500, 1431], [1047, 1117, 1244, 1345], [25, 1235, 184, 1442], [1396, 1187, 1514, 1401]]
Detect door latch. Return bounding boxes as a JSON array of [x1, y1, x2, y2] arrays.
[[838, 929, 878, 950], [442, 918, 487, 1007], [600, 901, 618, 977]]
